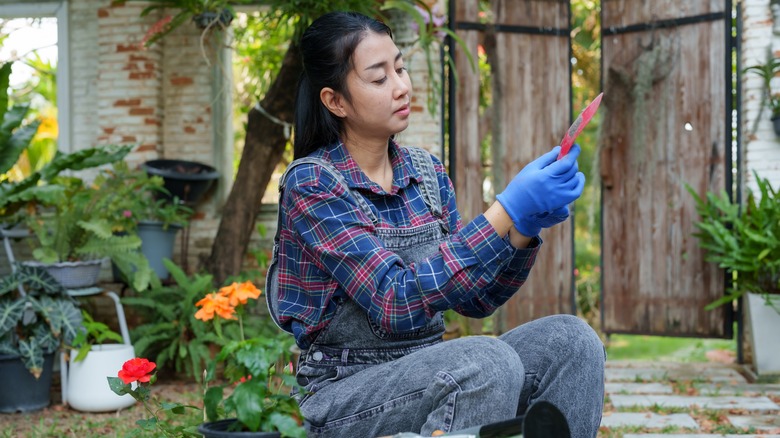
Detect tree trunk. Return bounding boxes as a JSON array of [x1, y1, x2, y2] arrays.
[[205, 43, 301, 284]]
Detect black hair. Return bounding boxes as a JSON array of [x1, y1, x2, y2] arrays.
[[293, 11, 393, 159]]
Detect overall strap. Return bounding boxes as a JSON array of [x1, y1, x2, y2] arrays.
[[404, 147, 448, 231]]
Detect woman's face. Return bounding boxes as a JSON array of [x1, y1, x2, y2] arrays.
[[338, 31, 413, 141]]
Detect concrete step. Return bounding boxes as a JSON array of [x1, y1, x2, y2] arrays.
[[726, 414, 780, 431], [609, 394, 779, 410], [600, 412, 699, 429]]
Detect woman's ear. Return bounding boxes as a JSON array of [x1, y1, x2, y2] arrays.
[[320, 87, 346, 118]]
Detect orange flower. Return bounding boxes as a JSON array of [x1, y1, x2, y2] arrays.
[[218, 281, 261, 307], [195, 293, 236, 321], [118, 358, 156, 384]]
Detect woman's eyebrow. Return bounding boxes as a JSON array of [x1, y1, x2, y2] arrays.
[[364, 51, 403, 71]]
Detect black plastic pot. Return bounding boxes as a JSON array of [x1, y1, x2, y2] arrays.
[[772, 115, 780, 137], [142, 159, 220, 205], [197, 419, 281, 438], [0, 353, 54, 413]]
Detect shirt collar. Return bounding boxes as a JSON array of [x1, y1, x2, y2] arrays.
[[317, 139, 420, 195]]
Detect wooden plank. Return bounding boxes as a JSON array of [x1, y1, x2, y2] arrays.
[[454, 0, 484, 223], [491, 0, 573, 332], [600, 0, 730, 337]]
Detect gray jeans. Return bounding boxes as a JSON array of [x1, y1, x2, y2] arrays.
[[299, 314, 605, 438]]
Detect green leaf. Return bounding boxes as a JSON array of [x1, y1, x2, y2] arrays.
[[136, 417, 158, 431], [0, 299, 25, 335], [17, 338, 44, 378], [107, 376, 133, 396], [232, 380, 264, 432], [269, 412, 306, 438], [203, 386, 224, 422]]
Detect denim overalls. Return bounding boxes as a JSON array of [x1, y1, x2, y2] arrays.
[[266, 147, 606, 438]]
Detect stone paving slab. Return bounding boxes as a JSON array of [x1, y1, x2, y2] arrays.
[[727, 414, 780, 431], [600, 412, 699, 429], [609, 394, 780, 410], [606, 367, 747, 383], [622, 435, 780, 438], [695, 382, 780, 396], [605, 382, 675, 394]]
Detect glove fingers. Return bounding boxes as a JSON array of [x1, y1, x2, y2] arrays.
[[531, 146, 562, 170], [543, 145, 581, 175]]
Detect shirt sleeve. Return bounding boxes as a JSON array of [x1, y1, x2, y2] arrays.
[[433, 160, 543, 317], [283, 161, 541, 334]]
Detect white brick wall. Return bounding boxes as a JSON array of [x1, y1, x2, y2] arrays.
[[742, 0, 780, 193]]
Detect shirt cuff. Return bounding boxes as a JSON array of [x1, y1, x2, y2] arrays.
[[459, 214, 517, 271], [502, 235, 543, 273]]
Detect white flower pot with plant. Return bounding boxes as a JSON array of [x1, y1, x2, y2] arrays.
[[689, 171, 780, 377], [66, 311, 135, 412]]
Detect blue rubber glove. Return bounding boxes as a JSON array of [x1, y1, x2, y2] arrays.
[[512, 206, 571, 237], [496, 144, 585, 236]]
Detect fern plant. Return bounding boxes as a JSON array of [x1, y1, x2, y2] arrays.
[[25, 174, 153, 292], [124, 259, 223, 381], [688, 171, 780, 313]]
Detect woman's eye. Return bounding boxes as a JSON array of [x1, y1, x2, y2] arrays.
[[374, 77, 387, 84], [396, 67, 406, 75]]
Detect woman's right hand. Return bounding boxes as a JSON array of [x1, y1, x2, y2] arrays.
[[495, 145, 585, 236]]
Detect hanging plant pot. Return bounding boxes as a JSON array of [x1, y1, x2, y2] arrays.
[[772, 115, 780, 137], [22, 259, 106, 289], [142, 159, 220, 205], [0, 353, 54, 413], [193, 9, 234, 30], [197, 419, 281, 438]]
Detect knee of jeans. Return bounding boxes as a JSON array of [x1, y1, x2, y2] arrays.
[[456, 336, 524, 383], [553, 315, 606, 364]]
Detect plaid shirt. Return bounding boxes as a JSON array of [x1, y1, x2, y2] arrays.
[[276, 141, 541, 349]]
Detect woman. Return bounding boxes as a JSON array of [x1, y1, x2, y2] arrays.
[[265, 11, 605, 438]]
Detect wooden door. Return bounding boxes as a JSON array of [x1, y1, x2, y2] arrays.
[[600, 0, 733, 337]]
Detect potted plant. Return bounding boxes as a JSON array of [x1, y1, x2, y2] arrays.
[[745, 56, 780, 136], [109, 277, 305, 437], [0, 264, 82, 413], [113, 0, 245, 47], [688, 171, 780, 376], [65, 310, 136, 412], [23, 171, 153, 292], [93, 161, 193, 281]]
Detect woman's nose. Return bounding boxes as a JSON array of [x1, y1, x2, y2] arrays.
[[393, 73, 410, 99]]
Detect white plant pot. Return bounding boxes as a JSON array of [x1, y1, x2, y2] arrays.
[[746, 292, 780, 376], [67, 344, 136, 412]]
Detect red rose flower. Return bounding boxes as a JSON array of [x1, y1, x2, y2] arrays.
[[118, 358, 157, 384]]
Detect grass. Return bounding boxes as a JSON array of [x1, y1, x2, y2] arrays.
[[605, 334, 736, 362]]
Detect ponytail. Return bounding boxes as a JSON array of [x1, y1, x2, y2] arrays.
[[293, 73, 340, 159]]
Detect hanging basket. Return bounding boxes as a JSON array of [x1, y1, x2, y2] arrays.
[[772, 115, 780, 137], [142, 159, 220, 205], [193, 9, 234, 30]]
